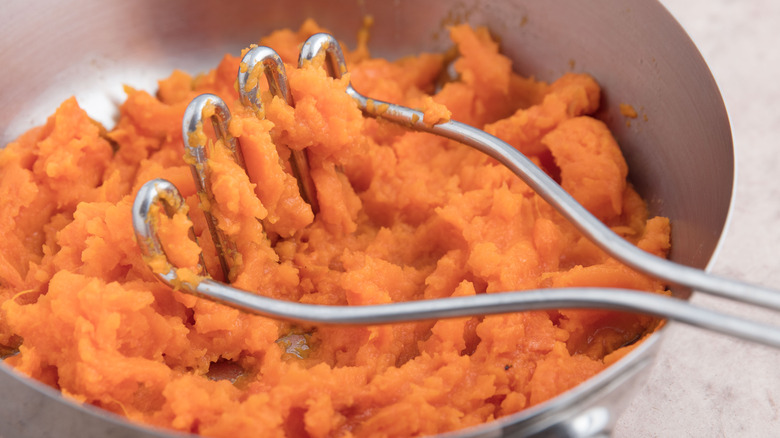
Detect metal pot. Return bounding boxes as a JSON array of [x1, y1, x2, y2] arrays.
[[0, 0, 732, 436]]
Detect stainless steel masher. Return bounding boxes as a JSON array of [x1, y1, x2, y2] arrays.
[[132, 33, 780, 349]]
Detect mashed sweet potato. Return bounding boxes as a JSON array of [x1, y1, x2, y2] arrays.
[[0, 20, 670, 437]]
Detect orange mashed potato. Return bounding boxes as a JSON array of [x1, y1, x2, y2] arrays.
[[0, 20, 670, 437]]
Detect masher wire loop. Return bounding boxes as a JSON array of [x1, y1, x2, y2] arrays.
[[131, 35, 780, 349], [238, 46, 294, 111], [238, 45, 319, 214], [132, 178, 208, 283], [182, 93, 243, 281]]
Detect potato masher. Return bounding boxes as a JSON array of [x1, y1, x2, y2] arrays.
[[133, 33, 780, 349]]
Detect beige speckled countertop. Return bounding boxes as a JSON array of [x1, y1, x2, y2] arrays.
[[615, 0, 780, 436]]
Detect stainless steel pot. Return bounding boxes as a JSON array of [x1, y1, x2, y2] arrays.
[[0, 0, 733, 437]]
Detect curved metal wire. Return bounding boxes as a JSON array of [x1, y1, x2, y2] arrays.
[[182, 93, 244, 281], [238, 46, 319, 214], [131, 178, 207, 282]]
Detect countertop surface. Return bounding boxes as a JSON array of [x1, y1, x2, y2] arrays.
[[615, 0, 780, 436]]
